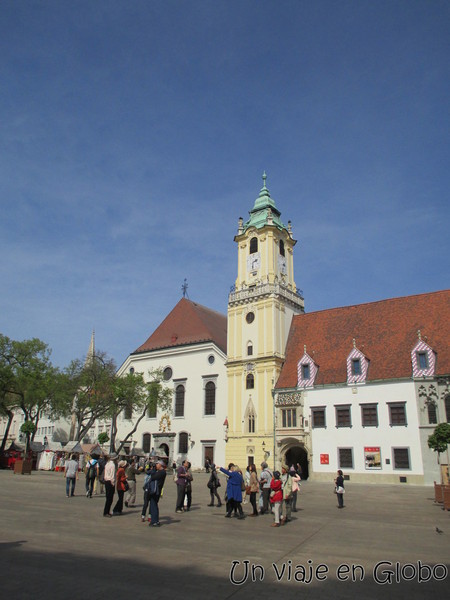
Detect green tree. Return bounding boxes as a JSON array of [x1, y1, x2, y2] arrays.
[[109, 368, 173, 455], [0, 334, 58, 451], [61, 351, 118, 441], [20, 420, 37, 453], [428, 422, 450, 483], [98, 432, 109, 446]]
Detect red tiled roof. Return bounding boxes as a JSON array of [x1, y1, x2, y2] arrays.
[[133, 298, 227, 355], [276, 290, 450, 388]]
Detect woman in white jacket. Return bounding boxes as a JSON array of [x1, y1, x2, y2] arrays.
[[289, 466, 301, 512]]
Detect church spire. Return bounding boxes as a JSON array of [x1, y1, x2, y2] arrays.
[[85, 329, 95, 365], [242, 172, 287, 233]]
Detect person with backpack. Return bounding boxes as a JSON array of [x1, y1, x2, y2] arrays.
[[95, 455, 106, 495], [175, 460, 189, 514], [146, 459, 167, 527], [280, 464, 293, 525], [85, 456, 99, 498], [206, 463, 222, 507]]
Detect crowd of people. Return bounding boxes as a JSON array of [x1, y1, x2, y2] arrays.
[[63, 454, 345, 528]]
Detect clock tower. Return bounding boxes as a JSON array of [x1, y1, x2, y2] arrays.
[[226, 174, 304, 468]]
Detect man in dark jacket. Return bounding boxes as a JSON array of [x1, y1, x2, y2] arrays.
[[148, 460, 167, 527]]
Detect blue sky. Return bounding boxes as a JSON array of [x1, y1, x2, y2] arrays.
[[1, 1, 449, 369]]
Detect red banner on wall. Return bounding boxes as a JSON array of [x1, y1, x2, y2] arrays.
[[320, 454, 329, 464]]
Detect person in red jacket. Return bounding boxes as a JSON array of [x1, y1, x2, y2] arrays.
[[113, 460, 128, 515], [269, 470, 283, 527]]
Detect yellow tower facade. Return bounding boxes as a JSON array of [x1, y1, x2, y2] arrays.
[[226, 174, 304, 469]]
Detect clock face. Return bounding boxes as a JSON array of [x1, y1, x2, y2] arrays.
[[247, 252, 261, 272], [278, 255, 287, 275]]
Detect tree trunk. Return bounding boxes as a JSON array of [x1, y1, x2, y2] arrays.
[[0, 410, 14, 452], [109, 415, 118, 453], [115, 407, 147, 455]]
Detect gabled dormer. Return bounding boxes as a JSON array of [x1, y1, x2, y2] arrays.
[[347, 339, 369, 384], [411, 331, 436, 378], [297, 347, 318, 388]]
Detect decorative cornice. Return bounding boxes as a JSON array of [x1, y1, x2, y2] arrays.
[[275, 391, 303, 406]]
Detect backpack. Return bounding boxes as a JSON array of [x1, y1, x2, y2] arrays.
[[87, 461, 97, 480], [143, 474, 158, 496], [143, 473, 152, 491]]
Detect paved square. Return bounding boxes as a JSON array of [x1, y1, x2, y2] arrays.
[[0, 470, 448, 599]]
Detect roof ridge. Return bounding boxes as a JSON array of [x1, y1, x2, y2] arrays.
[[300, 289, 450, 317]]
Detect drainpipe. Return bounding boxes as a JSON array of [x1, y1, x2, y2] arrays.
[[271, 384, 276, 472]]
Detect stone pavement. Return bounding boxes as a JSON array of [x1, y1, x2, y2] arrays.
[[0, 469, 448, 599]]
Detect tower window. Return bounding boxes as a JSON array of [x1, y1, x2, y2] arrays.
[[246, 312, 255, 324], [248, 413, 255, 433], [249, 237, 258, 254], [302, 363, 310, 380], [247, 343, 253, 356], [279, 240, 285, 256], [246, 374, 254, 389]]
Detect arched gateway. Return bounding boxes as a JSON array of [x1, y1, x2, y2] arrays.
[[280, 438, 309, 480]]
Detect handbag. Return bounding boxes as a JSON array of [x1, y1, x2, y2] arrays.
[[123, 480, 129, 492], [245, 485, 251, 495], [335, 486, 345, 494]]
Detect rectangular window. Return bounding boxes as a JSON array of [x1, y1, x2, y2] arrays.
[[281, 409, 297, 428], [361, 404, 378, 427], [417, 352, 428, 370], [311, 408, 326, 428], [336, 405, 352, 428], [389, 403, 407, 426], [352, 359, 361, 375], [393, 448, 410, 469], [302, 364, 310, 379], [338, 448, 353, 469]]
